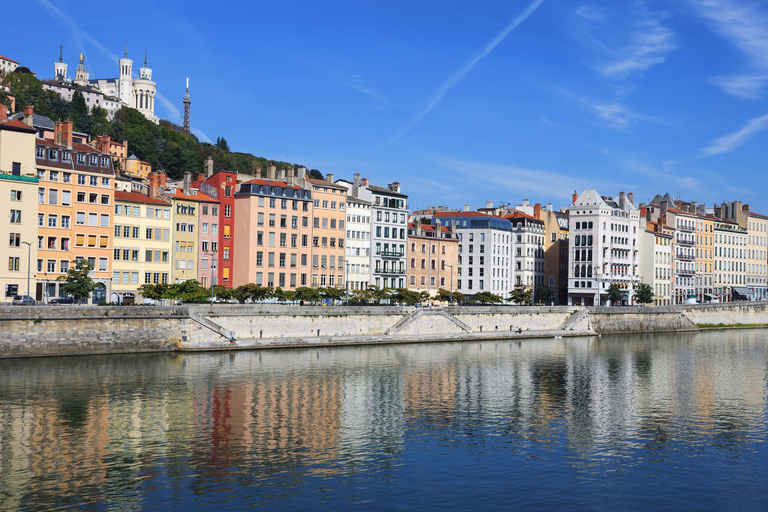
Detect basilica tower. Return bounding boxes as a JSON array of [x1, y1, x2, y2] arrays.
[[54, 45, 67, 81], [118, 42, 133, 106]]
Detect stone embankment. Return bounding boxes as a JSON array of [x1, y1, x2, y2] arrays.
[[0, 302, 765, 358]]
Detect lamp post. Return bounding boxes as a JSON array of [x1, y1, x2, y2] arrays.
[[344, 258, 349, 306], [21, 241, 32, 300], [445, 263, 454, 305], [206, 252, 216, 305]]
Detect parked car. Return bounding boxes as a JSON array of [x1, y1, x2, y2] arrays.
[[50, 297, 75, 305], [12, 295, 35, 306]]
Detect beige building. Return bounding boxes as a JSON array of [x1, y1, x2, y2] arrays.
[[168, 183, 201, 284], [112, 190, 172, 303], [713, 217, 747, 302], [0, 109, 39, 301], [745, 212, 768, 301], [639, 222, 673, 305], [233, 171, 313, 290], [307, 175, 347, 289], [407, 221, 459, 297], [123, 154, 151, 180], [695, 214, 715, 302]]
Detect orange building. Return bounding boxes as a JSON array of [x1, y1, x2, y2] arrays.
[[234, 173, 313, 289], [307, 175, 347, 289], [35, 121, 115, 303]]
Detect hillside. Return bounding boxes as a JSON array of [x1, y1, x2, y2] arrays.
[[3, 70, 296, 180]]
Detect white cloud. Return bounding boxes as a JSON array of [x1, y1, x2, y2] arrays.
[[575, 5, 605, 22], [701, 111, 768, 156], [600, 16, 676, 80], [382, 0, 546, 148], [687, 0, 768, 97], [332, 72, 390, 107]]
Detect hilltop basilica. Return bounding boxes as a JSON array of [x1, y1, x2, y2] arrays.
[[44, 44, 158, 124]]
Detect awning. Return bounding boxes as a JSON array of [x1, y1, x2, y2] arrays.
[[732, 287, 752, 295], [687, 294, 697, 298], [704, 293, 713, 297]]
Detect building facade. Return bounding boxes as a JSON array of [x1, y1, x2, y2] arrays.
[[345, 196, 372, 291], [406, 221, 459, 297], [307, 175, 347, 289]]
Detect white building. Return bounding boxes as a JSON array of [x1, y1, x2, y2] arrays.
[[345, 195, 372, 291], [713, 217, 747, 301], [46, 46, 158, 123], [505, 211, 545, 298], [638, 224, 673, 305], [568, 190, 641, 306], [432, 211, 513, 298]]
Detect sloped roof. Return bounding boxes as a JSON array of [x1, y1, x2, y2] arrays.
[[9, 112, 55, 131], [115, 190, 171, 205], [572, 189, 606, 207]]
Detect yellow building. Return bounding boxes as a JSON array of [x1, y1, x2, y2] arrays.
[[111, 190, 172, 303], [745, 211, 768, 301], [168, 182, 201, 284], [0, 109, 39, 302], [695, 214, 715, 302], [35, 120, 115, 303], [123, 154, 151, 180]]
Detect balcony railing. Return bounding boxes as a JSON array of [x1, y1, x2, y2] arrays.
[[380, 250, 404, 257], [376, 268, 405, 275]]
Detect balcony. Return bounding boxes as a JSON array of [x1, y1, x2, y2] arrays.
[[377, 267, 405, 275], [677, 237, 694, 246], [380, 250, 404, 258], [676, 252, 694, 261]]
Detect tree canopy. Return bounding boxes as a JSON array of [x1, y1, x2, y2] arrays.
[[607, 284, 624, 305], [633, 283, 655, 305], [57, 259, 96, 303]]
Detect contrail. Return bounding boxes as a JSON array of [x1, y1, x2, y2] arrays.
[[382, 0, 546, 148]]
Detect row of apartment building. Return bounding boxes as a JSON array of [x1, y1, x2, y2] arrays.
[[2, 105, 766, 305]]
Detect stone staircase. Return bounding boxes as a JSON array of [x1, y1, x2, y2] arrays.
[[386, 309, 471, 335]]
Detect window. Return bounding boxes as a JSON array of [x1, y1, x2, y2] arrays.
[[224, 205, 231, 217], [10, 210, 22, 224]]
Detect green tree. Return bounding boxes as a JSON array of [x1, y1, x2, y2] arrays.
[[350, 288, 374, 304], [138, 283, 169, 301], [212, 285, 232, 302], [392, 288, 422, 305], [319, 287, 345, 302], [6, 71, 48, 114], [633, 283, 655, 305], [215, 136, 230, 151], [473, 292, 503, 304], [436, 288, 464, 304], [57, 259, 96, 304], [535, 287, 553, 305], [369, 286, 391, 304], [607, 284, 624, 305], [506, 289, 532, 305], [295, 286, 321, 304]]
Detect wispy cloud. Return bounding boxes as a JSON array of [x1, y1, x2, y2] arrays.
[[155, 91, 181, 121], [701, 111, 768, 156], [192, 127, 212, 144], [600, 16, 677, 80], [585, 100, 662, 130], [624, 159, 700, 190], [435, 157, 596, 200], [575, 5, 605, 22], [382, 0, 546, 148], [332, 72, 390, 107], [686, 0, 768, 98]]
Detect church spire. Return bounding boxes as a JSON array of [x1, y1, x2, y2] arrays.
[[144, 50, 147, 67], [59, 44, 63, 63], [124, 40, 128, 58]]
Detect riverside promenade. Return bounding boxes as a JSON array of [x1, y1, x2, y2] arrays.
[[0, 302, 766, 358]]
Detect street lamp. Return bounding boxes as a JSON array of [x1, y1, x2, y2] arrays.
[[445, 263, 454, 305], [21, 241, 32, 300], [344, 258, 349, 306], [206, 252, 216, 305]]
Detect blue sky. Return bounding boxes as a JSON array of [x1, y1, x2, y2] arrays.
[[9, 0, 768, 214]]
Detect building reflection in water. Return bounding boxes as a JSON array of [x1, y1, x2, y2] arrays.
[[0, 329, 766, 507]]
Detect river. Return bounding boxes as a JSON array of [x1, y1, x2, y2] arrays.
[[1, 329, 767, 510]]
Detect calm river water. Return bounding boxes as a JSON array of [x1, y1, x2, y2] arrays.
[[1, 329, 768, 510]]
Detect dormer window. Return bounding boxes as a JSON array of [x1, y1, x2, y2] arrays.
[[89, 155, 98, 166], [77, 153, 86, 165], [101, 157, 109, 167], [61, 152, 71, 163], [36, 147, 45, 158], [48, 149, 58, 160]]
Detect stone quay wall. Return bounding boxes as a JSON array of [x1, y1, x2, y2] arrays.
[[0, 302, 765, 358]]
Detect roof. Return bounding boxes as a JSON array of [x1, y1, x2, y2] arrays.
[[167, 189, 218, 203], [240, 177, 307, 191], [347, 196, 372, 205], [9, 112, 55, 131], [306, 177, 348, 190], [115, 190, 171, 205], [645, 229, 673, 238], [0, 55, 19, 64], [0, 119, 36, 133], [433, 211, 495, 218], [408, 222, 450, 233], [502, 209, 537, 221], [127, 154, 140, 160], [366, 183, 407, 197], [747, 211, 768, 219]]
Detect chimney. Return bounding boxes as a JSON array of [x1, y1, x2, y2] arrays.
[[534, 203, 541, 219], [416, 223, 422, 236], [734, 201, 743, 218], [353, 173, 360, 198], [148, 170, 167, 198], [699, 203, 707, 216], [437, 205, 443, 212], [297, 166, 306, 187], [183, 171, 192, 196], [547, 203, 553, 213], [204, 156, 214, 178], [361, 177, 369, 187], [22, 105, 34, 127], [54, 121, 63, 146], [197, 173, 205, 181], [278, 168, 287, 181], [628, 192, 634, 205], [486, 200, 493, 209], [0, 106, 6, 123], [743, 204, 749, 212], [463, 204, 470, 212], [522, 199, 529, 207], [286, 172, 295, 187], [721, 202, 728, 220], [618, 191, 626, 209], [572, 190, 578, 204], [62, 121, 73, 148], [97, 135, 111, 154], [661, 200, 668, 211], [326, 173, 334, 183], [435, 218, 442, 238], [267, 165, 276, 180], [450, 221, 457, 237]]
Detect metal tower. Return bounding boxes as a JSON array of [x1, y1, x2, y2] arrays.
[[182, 77, 191, 133]]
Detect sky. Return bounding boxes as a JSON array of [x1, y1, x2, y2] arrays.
[[7, 0, 768, 214]]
